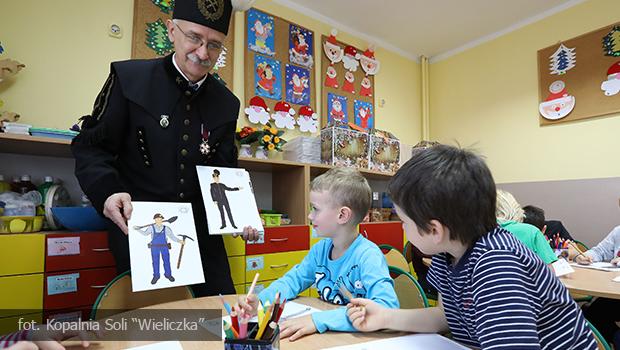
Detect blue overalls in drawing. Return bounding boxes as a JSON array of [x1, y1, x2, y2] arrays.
[[150, 225, 172, 280]]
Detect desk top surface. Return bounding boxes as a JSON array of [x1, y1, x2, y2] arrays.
[[559, 265, 620, 299]]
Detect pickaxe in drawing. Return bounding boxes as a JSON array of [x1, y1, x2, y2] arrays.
[[176, 234, 195, 269]]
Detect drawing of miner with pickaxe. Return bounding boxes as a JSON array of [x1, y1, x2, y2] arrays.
[[133, 213, 183, 285]]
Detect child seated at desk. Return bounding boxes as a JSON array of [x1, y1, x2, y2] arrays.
[[239, 168, 399, 341], [575, 225, 620, 348], [346, 145, 596, 349]]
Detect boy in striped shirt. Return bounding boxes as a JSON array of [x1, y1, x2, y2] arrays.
[[347, 145, 596, 349]]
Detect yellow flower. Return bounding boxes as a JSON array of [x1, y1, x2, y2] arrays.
[[267, 143, 275, 150], [270, 127, 277, 135], [263, 125, 270, 131], [274, 136, 280, 143], [262, 135, 272, 142]]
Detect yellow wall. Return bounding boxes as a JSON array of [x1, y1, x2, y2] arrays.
[[429, 0, 620, 183], [0, 0, 421, 145]]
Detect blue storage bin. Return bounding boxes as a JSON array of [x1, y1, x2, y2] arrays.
[[51, 206, 107, 231]]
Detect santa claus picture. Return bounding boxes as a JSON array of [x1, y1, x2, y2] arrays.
[[289, 25, 314, 68], [323, 30, 344, 65], [254, 55, 281, 100], [360, 46, 381, 76], [354, 100, 374, 129], [327, 93, 347, 124], [324, 65, 339, 88], [247, 8, 274, 56], [538, 80, 575, 120], [271, 101, 296, 130], [342, 45, 360, 72], [285, 64, 310, 105], [297, 105, 319, 133], [360, 77, 372, 97], [244, 96, 271, 125], [342, 71, 356, 94], [601, 61, 620, 96]]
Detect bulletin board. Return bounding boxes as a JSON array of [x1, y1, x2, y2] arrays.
[[537, 22, 620, 125], [320, 36, 375, 129], [131, 0, 235, 88], [243, 8, 316, 121]]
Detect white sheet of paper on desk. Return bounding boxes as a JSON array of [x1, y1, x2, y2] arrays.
[[571, 262, 620, 272], [612, 275, 620, 283], [124, 341, 183, 350], [323, 334, 469, 350], [552, 259, 575, 277]]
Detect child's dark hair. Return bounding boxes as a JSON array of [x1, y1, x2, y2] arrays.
[[388, 145, 497, 246], [522, 205, 545, 230]]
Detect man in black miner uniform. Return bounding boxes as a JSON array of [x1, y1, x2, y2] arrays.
[[71, 0, 258, 297], [210, 169, 240, 229]]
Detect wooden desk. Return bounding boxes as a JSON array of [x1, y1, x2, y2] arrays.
[[559, 266, 620, 300], [77, 295, 409, 350]]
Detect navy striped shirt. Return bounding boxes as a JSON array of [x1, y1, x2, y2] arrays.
[[427, 227, 596, 349]]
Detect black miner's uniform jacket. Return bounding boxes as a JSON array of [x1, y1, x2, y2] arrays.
[[71, 54, 239, 296]]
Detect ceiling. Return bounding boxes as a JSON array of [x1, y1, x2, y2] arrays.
[[273, 0, 585, 62]]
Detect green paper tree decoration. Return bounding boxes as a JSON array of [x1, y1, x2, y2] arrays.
[[603, 26, 620, 57], [151, 0, 175, 14], [145, 18, 174, 56]]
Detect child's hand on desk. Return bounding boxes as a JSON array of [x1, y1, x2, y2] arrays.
[[575, 254, 593, 265], [279, 315, 316, 341], [239, 294, 258, 316], [346, 298, 387, 332]]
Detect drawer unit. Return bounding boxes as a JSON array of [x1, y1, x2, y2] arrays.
[[245, 225, 309, 255], [245, 250, 307, 283], [228, 256, 246, 285], [43, 267, 117, 310], [359, 222, 404, 252], [0, 233, 44, 276], [45, 231, 115, 272], [0, 274, 44, 312], [0, 312, 42, 335], [224, 235, 245, 257]]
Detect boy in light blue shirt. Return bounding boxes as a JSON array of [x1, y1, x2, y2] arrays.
[[239, 168, 399, 341]]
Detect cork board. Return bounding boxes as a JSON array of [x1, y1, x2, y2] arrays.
[[320, 36, 375, 129], [131, 0, 234, 88], [243, 8, 316, 117], [537, 22, 620, 125]]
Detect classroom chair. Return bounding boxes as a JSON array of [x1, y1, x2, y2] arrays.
[[379, 244, 410, 275], [402, 241, 418, 278], [388, 266, 429, 309], [587, 320, 612, 350], [90, 270, 194, 320]]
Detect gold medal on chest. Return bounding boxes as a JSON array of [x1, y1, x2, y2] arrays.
[[160, 115, 169, 128]]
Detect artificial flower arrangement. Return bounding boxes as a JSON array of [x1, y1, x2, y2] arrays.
[[257, 123, 286, 151], [236, 126, 259, 144]]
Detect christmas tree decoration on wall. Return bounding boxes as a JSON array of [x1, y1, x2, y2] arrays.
[[254, 55, 282, 100], [245, 96, 271, 125], [360, 45, 380, 76], [323, 29, 344, 65], [0, 41, 4, 54], [145, 18, 174, 56], [602, 25, 620, 57], [539, 80, 575, 120], [289, 24, 314, 68], [354, 100, 374, 129], [360, 77, 373, 97], [342, 45, 360, 72], [285, 64, 310, 105], [212, 46, 228, 86], [327, 93, 348, 124], [342, 71, 356, 94], [247, 8, 275, 56], [601, 61, 620, 96], [549, 44, 576, 75], [271, 101, 296, 130], [151, 0, 174, 14], [297, 105, 319, 133], [325, 65, 339, 88]]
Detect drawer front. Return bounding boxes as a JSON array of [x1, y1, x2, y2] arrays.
[[228, 256, 245, 285], [0, 233, 44, 276], [245, 250, 308, 283], [224, 235, 245, 257], [43, 307, 91, 324], [0, 274, 44, 312], [0, 312, 42, 335], [43, 267, 118, 310], [45, 231, 115, 272], [359, 222, 404, 252], [246, 225, 310, 255]]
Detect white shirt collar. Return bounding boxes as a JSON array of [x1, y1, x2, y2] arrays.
[[172, 53, 207, 88]]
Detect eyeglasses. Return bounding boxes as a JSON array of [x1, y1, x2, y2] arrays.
[[174, 21, 224, 53]]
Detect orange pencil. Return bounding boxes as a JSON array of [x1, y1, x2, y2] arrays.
[[255, 303, 273, 339]]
